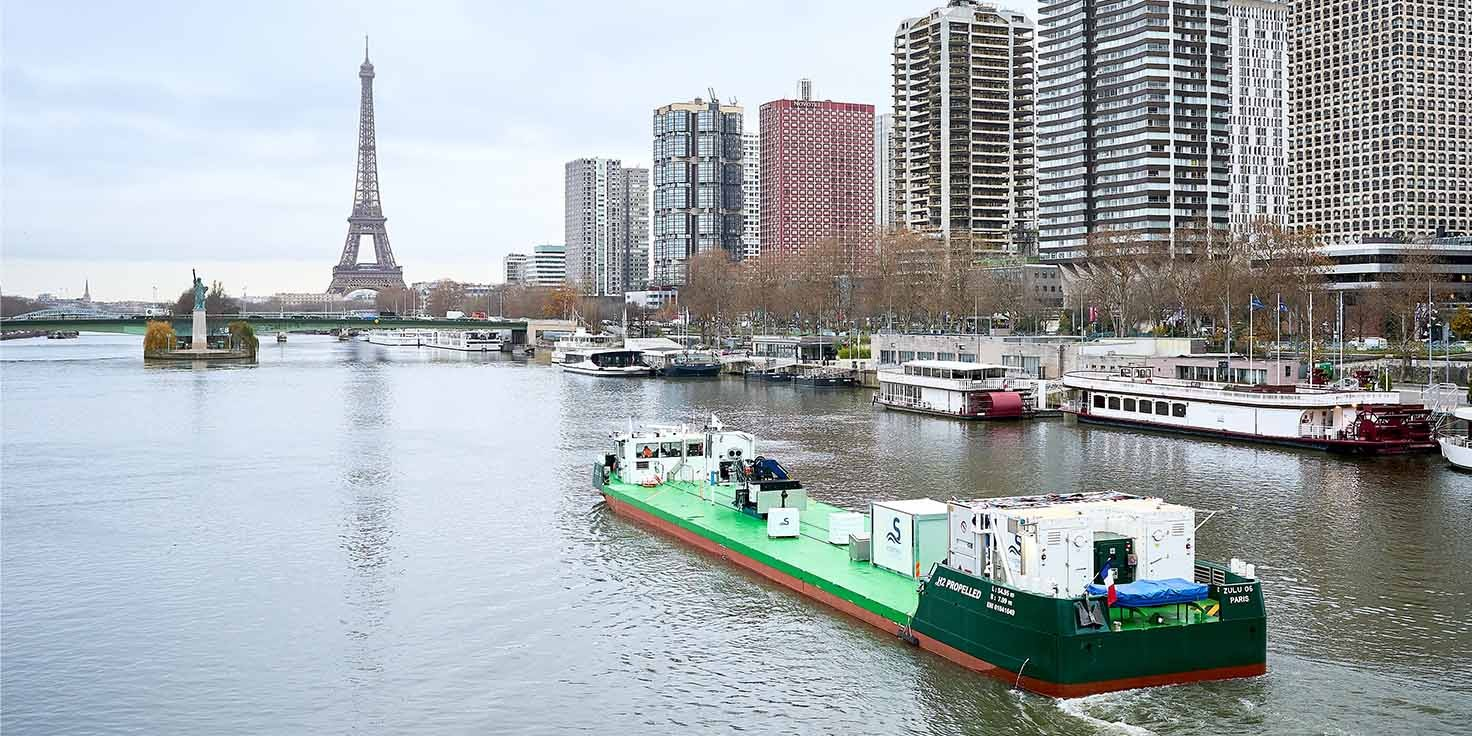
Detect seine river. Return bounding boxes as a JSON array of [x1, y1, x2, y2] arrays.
[[3, 334, 1469, 735]]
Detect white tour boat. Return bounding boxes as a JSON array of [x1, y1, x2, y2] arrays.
[[874, 360, 1037, 420], [1062, 368, 1436, 454], [561, 348, 651, 377], [426, 330, 503, 352], [367, 329, 434, 347], [1437, 406, 1472, 470], [551, 329, 620, 364]]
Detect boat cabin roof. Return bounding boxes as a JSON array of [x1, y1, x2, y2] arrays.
[[899, 360, 1019, 378], [953, 491, 1194, 517]]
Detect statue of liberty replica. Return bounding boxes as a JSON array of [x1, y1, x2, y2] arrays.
[[190, 268, 209, 351]]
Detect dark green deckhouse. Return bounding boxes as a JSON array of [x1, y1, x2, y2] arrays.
[[595, 419, 1266, 697]]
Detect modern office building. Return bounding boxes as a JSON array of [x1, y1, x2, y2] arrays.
[[893, 1, 1036, 256], [623, 168, 650, 290], [874, 112, 896, 229], [1288, 0, 1472, 245], [759, 89, 875, 267], [1035, 0, 1233, 261], [565, 158, 645, 295], [1321, 236, 1472, 302], [531, 243, 567, 286], [742, 133, 761, 260], [503, 252, 530, 284], [652, 95, 745, 285], [1228, 0, 1289, 232]]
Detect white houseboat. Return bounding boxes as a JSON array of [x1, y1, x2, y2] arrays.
[[562, 348, 651, 377], [551, 329, 620, 364], [367, 329, 434, 347], [1437, 407, 1472, 470], [874, 361, 1037, 420], [1062, 369, 1435, 454], [426, 330, 503, 352]]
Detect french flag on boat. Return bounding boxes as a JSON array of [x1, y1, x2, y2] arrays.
[[1098, 558, 1118, 605]]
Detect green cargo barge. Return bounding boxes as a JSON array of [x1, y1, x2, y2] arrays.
[[596, 420, 1266, 697]]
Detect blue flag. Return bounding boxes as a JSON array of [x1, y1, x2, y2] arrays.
[[1279, 300, 1289, 313], [1250, 296, 1265, 311]]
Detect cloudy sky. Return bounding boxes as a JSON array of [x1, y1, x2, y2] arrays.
[[2, 0, 1036, 301]]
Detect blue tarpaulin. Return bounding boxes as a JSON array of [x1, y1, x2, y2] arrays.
[[1086, 578, 1209, 607]]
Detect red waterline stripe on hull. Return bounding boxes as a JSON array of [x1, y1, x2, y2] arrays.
[[908, 630, 1266, 698], [604, 492, 1265, 697]]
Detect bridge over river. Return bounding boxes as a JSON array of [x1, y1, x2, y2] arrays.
[[0, 312, 577, 343]]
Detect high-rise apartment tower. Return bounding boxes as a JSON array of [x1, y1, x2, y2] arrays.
[[1288, 0, 1472, 243], [1036, 0, 1233, 260], [652, 96, 745, 286], [759, 93, 875, 267], [893, 1, 1037, 255]]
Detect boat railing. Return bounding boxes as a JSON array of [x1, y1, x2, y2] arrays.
[[1067, 374, 1400, 406], [881, 395, 935, 411]]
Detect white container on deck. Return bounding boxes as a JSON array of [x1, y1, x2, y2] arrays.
[[768, 508, 800, 538], [870, 499, 950, 578]]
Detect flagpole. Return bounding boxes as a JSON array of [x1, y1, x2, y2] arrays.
[[1337, 291, 1344, 384], [1308, 290, 1314, 385], [1225, 292, 1232, 382], [1275, 293, 1281, 384], [1249, 294, 1254, 381]]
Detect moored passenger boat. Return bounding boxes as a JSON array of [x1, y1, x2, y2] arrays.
[[366, 329, 433, 347], [660, 351, 722, 377], [744, 365, 794, 382], [874, 360, 1036, 419], [1062, 368, 1435, 454], [795, 367, 859, 388], [551, 329, 619, 364], [594, 419, 1266, 697], [561, 348, 650, 376], [425, 330, 503, 352]]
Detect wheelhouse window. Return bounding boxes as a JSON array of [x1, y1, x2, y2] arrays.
[[1172, 403, 1187, 417], [1108, 397, 1120, 410], [686, 442, 704, 457], [636, 444, 657, 459], [1123, 398, 1136, 412], [1093, 394, 1105, 409], [660, 442, 681, 457]]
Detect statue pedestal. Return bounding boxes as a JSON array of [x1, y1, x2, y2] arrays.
[[192, 309, 208, 351]]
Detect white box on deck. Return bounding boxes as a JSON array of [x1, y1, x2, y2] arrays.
[[767, 508, 799, 538], [871, 499, 949, 578], [827, 512, 865, 545]]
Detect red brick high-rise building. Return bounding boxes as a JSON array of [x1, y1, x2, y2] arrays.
[[758, 91, 875, 269]]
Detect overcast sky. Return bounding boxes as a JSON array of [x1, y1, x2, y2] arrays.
[[2, 0, 1037, 301]]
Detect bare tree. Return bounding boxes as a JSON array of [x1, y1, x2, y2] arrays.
[[1076, 228, 1155, 335]]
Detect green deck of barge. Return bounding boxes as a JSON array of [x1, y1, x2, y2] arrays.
[[603, 476, 921, 624]]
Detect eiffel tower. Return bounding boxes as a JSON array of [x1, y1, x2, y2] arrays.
[[327, 38, 407, 294]]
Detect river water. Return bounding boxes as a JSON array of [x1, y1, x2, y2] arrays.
[[2, 334, 1469, 735]]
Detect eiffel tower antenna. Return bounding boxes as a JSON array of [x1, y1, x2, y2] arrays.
[[327, 38, 406, 295]]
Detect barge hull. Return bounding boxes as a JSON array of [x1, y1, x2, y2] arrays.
[[1069, 410, 1434, 454], [601, 480, 1265, 697]]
